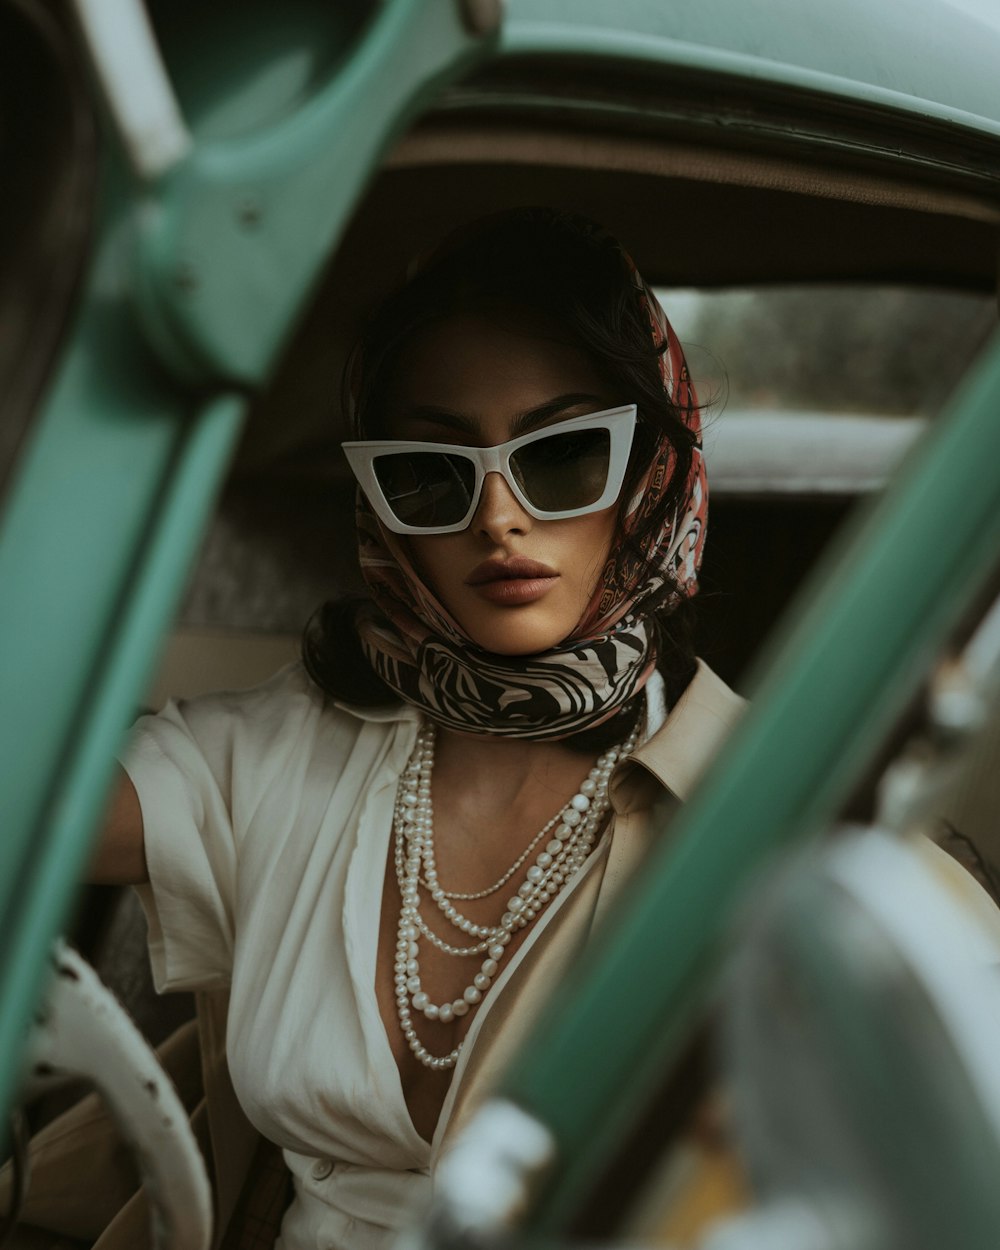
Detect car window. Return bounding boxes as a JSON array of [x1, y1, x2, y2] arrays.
[[662, 284, 997, 418]]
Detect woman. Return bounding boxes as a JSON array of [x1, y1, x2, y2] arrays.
[[91, 209, 743, 1249]]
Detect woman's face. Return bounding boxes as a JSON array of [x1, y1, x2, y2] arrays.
[[382, 311, 623, 656]]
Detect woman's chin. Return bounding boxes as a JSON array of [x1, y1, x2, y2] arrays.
[[443, 580, 594, 657], [462, 615, 574, 657]]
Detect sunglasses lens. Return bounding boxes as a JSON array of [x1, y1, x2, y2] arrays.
[[510, 427, 612, 512], [373, 452, 476, 528]]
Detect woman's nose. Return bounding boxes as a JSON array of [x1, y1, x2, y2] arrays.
[[472, 471, 532, 541]]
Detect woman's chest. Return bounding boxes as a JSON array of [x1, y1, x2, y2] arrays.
[[374, 832, 544, 1145], [372, 746, 621, 1146], [225, 746, 616, 1155]]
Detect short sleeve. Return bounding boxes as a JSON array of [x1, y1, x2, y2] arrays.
[[122, 693, 244, 993]]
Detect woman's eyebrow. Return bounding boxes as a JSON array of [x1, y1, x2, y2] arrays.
[[400, 393, 607, 438], [510, 393, 607, 436], [400, 406, 478, 436]]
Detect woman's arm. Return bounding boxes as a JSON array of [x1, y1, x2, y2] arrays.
[[87, 764, 148, 884]]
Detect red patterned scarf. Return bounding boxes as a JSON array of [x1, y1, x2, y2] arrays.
[[352, 267, 707, 740]]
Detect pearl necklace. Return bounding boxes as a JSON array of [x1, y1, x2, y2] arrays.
[[421, 808, 563, 901], [392, 720, 640, 1071]]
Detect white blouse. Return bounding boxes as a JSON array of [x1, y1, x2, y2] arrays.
[[124, 663, 666, 1250]]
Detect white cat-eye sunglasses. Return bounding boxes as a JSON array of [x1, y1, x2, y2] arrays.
[[342, 404, 637, 536]]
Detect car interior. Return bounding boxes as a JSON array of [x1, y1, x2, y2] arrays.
[[4, 0, 1000, 1241], [59, 10, 999, 1149]]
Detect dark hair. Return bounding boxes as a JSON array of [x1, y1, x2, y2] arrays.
[[302, 209, 700, 746]]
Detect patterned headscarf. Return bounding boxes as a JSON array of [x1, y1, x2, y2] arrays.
[[352, 253, 708, 741]]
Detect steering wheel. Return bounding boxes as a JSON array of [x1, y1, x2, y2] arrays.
[[8, 942, 211, 1250]]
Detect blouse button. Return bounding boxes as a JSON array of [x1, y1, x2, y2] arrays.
[[312, 1158, 334, 1181]]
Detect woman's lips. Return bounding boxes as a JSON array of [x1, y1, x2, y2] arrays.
[[466, 557, 559, 605], [472, 576, 558, 605]]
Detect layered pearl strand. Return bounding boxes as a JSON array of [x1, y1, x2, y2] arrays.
[[392, 719, 640, 1071]]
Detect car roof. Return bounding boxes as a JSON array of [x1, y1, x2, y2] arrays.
[[502, 0, 1000, 138]]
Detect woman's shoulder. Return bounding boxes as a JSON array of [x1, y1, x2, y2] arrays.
[[145, 661, 417, 751], [680, 659, 747, 725], [646, 660, 745, 738], [629, 661, 746, 803], [147, 662, 321, 735]]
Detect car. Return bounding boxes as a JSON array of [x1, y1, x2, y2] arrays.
[[3, 1, 1000, 1246]]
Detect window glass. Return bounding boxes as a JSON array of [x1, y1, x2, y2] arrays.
[[658, 286, 997, 418]]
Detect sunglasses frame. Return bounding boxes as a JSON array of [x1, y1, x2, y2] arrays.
[[342, 404, 638, 535]]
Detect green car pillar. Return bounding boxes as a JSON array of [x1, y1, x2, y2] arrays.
[[0, 0, 498, 1121]]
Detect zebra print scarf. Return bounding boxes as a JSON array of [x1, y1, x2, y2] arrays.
[[352, 270, 707, 741]]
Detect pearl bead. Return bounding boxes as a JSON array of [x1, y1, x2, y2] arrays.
[[390, 716, 627, 1074]]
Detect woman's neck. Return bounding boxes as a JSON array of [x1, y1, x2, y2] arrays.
[[432, 724, 594, 813]]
